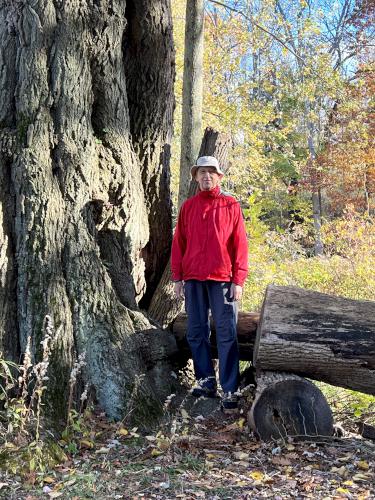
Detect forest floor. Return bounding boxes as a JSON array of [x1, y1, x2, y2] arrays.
[[1, 394, 374, 500]]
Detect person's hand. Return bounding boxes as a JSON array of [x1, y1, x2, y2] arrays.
[[230, 283, 242, 301], [174, 281, 184, 299]]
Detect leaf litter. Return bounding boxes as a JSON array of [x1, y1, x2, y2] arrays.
[[0, 405, 374, 499]]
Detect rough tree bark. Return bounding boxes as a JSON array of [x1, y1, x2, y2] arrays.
[[124, 0, 175, 310], [254, 285, 375, 395], [0, 0, 178, 421]]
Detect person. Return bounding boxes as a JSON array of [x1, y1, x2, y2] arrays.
[[171, 156, 248, 413]]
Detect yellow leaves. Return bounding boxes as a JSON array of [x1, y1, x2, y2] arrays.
[[357, 460, 369, 471], [330, 458, 372, 487], [43, 476, 55, 484], [151, 448, 163, 457], [79, 439, 94, 449], [148, 432, 171, 457], [117, 427, 128, 436], [343, 480, 354, 487], [237, 417, 246, 429], [249, 470, 264, 481], [180, 408, 190, 422], [156, 438, 170, 451], [223, 417, 247, 433], [336, 487, 350, 495]]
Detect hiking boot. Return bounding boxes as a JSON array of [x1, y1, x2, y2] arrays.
[[191, 385, 218, 398], [221, 392, 239, 414], [191, 376, 217, 398]]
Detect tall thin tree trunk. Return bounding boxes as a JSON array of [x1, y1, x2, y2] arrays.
[[0, 0, 178, 421], [306, 107, 324, 256], [178, 0, 204, 207]]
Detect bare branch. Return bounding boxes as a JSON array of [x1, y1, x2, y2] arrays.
[[207, 0, 305, 64]]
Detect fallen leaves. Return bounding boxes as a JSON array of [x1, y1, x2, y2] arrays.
[[249, 470, 264, 481], [95, 447, 110, 454], [79, 439, 94, 449], [233, 451, 250, 460], [1, 407, 374, 500], [271, 455, 292, 466], [357, 460, 370, 471], [331, 465, 348, 477]]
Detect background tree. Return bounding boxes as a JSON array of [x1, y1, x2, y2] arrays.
[[179, 0, 204, 207], [172, 0, 374, 242]]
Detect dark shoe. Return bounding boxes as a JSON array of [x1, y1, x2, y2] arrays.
[[191, 385, 217, 398], [221, 392, 239, 414]]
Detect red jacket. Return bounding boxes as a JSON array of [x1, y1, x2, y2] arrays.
[[171, 186, 248, 286]]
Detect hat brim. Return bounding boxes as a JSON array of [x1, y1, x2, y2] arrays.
[[190, 165, 224, 178]]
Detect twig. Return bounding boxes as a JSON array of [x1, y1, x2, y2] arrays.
[[207, 0, 305, 64]]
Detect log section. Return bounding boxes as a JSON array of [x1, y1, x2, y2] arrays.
[[248, 371, 333, 441], [172, 312, 259, 361], [254, 285, 375, 395]]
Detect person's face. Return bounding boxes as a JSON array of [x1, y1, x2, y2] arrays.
[[195, 166, 223, 191]]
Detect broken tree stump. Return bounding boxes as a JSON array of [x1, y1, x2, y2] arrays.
[[172, 311, 259, 362], [254, 285, 375, 396], [248, 371, 334, 441]]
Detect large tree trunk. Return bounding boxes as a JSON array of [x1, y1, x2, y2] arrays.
[[0, 0, 178, 421], [254, 285, 375, 395], [124, 0, 175, 310]]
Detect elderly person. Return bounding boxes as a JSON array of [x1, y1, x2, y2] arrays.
[[171, 156, 248, 413]]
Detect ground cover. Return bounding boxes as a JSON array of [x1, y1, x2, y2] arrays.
[[1, 394, 374, 500]]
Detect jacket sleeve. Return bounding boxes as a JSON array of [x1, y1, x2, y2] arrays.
[[171, 204, 186, 281], [230, 202, 249, 287]]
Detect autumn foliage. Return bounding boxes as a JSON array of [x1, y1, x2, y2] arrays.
[[317, 67, 375, 215]]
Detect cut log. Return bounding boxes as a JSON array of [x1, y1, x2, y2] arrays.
[[358, 422, 375, 441], [248, 371, 333, 441], [172, 312, 259, 362], [254, 285, 375, 396]]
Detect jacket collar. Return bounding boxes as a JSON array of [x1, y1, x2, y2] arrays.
[[198, 185, 221, 199]]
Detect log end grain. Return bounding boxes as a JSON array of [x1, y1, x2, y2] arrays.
[[248, 374, 333, 441]]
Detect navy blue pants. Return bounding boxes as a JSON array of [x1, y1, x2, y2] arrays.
[[184, 280, 239, 393]]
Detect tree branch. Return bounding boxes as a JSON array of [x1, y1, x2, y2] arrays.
[[207, 0, 305, 64]]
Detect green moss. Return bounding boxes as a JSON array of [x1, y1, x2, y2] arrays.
[[16, 113, 33, 145]]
